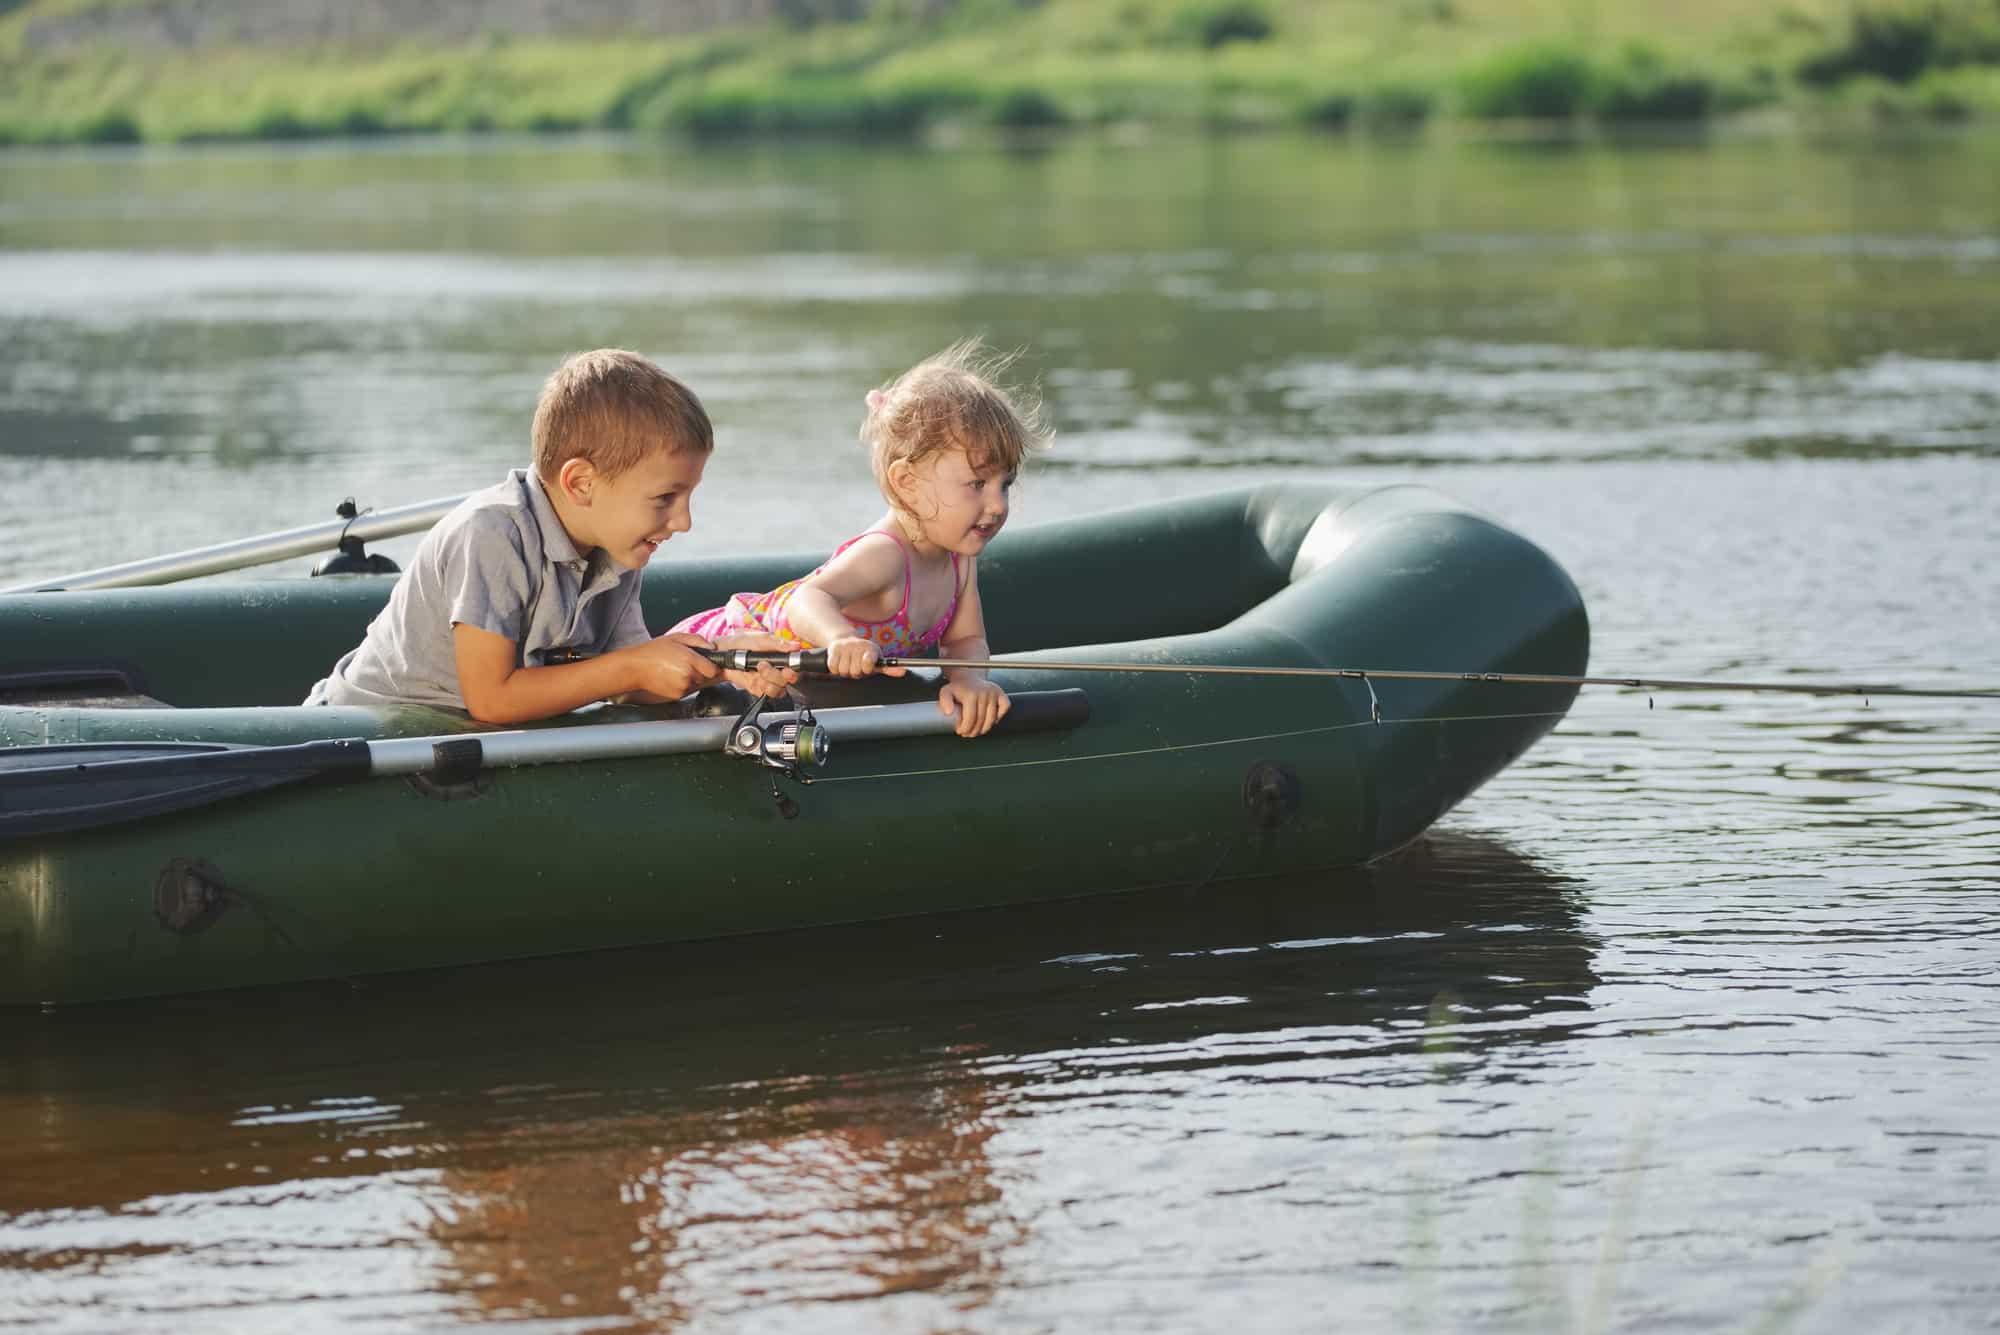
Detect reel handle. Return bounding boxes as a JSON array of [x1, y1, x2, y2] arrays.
[[700, 647, 831, 674]]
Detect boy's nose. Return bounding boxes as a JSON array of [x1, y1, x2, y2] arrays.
[[669, 500, 693, 534]]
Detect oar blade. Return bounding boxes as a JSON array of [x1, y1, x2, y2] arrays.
[[0, 742, 344, 841]]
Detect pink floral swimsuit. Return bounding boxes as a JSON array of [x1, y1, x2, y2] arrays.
[[669, 530, 963, 655]]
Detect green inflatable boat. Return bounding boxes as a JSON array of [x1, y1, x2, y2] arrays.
[[0, 484, 1587, 1005]]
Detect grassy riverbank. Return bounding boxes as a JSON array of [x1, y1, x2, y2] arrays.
[[5, 0, 2000, 146]]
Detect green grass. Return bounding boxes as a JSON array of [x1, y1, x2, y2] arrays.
[[3, 0, 2000, 145]]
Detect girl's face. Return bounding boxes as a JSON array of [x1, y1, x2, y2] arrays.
[[896, 446, 1014, 556]]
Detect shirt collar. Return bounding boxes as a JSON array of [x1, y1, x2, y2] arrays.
[[521, 468, 588, 570]]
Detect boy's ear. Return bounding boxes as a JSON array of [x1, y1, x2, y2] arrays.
[[557, 457, 598, 506]]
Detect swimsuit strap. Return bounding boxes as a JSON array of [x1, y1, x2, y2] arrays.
[[833, 528, 914, 624], [917, 553, 967, 649]]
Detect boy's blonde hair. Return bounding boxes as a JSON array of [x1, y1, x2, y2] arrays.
[[532, 349, 712, 483], [862, 340, 1052, 508]]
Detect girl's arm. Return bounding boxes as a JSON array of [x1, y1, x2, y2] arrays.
[[779, 533, 910, 676], [936, 563, 1010, 737]]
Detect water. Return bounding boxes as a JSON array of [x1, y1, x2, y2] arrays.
[[2, 130, 1997, 1331]]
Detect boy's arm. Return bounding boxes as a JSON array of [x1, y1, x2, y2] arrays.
[[454, 624, 718, 724], [606, 594, 794, 704]]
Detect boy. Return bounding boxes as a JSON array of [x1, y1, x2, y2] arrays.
[[305, 349, 794, 721]]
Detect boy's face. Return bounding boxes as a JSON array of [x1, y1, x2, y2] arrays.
[[574, 447, 708, 569]]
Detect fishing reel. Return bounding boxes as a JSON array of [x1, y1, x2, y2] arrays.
[[723, 689, 828, 819]]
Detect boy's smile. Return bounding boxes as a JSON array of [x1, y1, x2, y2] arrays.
[[569, 448, 709, 569]]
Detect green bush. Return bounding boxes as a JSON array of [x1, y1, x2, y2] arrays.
[[1302, 90, 1356, 129], [1460, 43, 1597, 119], [1803, 1, 2000, 85], [75, 109, 143, 144], [668, 81, 957, 139], [334, 105, 391, 137], [1911, 65, 2000, 119], [1592, 46, 1715, 121], [670, 89, 760, 137], [603, 39, 757, 130], [1358, 82, 1434, 131], [989, 86, 1069, 128], [1799, 4, 1941, 85], [1171, 1, 1274, 50], [248, 106, 313, 140], [1918, 81, 1975, 118]]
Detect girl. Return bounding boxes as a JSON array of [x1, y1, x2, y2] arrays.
[[671, 341, 1050, 737]]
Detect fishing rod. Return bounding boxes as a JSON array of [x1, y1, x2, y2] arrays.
[[704, 649, 2000, 702]]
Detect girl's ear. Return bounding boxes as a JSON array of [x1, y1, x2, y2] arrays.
[[886, 458, 920, 504], [557, 457, 598, 506]]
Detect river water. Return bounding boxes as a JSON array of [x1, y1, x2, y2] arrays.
[[1, 131, 1997, 1332]]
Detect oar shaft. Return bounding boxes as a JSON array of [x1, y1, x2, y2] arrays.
[[359, 702, 913, 776], [1, 494, 467, 594], [362, 691, 1089, 775], [0, 691, 1093, 843]]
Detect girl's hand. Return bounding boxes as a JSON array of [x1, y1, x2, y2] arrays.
[[939, 677, 1010, 738], [825, 635, 884, 678]]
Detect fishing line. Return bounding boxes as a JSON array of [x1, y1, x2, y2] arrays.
[[811, 708, 1570, 785], [706, 649, 2000, 703], [896, 658, 2000, 702]]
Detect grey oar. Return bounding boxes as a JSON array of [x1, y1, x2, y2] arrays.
[[707, 649, 2000, 701], [0, 493, 467, 594], [0, 690, 1090, 841]]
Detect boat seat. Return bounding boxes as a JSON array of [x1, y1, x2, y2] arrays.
[[0, 669, 172, 710]]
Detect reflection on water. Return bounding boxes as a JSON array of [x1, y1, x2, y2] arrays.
[[1, 835, 1591, 1329]]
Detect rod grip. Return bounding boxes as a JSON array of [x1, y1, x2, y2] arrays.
[[700, 647, 831, 673]]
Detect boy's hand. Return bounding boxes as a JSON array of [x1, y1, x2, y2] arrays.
[[825, 635, 907, 679], [632, 633, 722, 700], [709, 630, 801, 699], [939, 677, 1010, 737]]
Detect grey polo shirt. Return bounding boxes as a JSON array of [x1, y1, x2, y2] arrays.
[[305, 468, 651, 711]]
